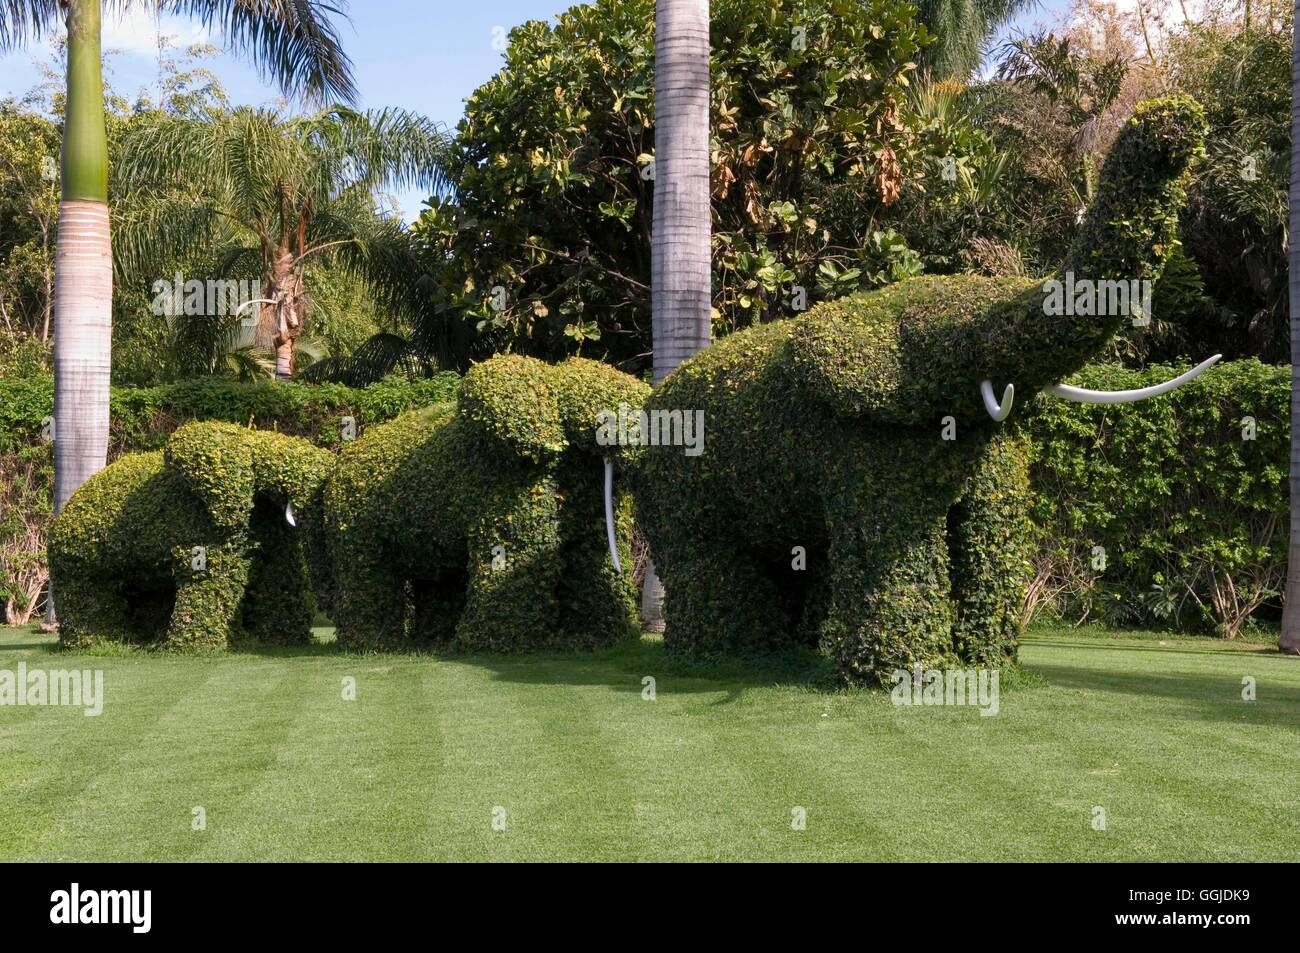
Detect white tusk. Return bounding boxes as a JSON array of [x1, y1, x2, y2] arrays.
[[1043, 354, 1221, 404], [980, 380, 1015, 421], [604, 459, 622, 574], [285, 502, 296, 527]]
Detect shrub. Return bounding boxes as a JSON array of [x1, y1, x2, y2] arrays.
[[0, 443, 52, 624], [0, 372, 461, 454], [0, 372, 459, 620], [1025, 358, 1287, 638], [48, 422, 333, 650], [325, 355, 649, 651]]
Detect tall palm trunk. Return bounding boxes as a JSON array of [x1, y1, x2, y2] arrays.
[[1280, 0, 1300, 655], [50, 0, 112, 623], [643, 0, 712, 629], [256, 248, 305, 381]]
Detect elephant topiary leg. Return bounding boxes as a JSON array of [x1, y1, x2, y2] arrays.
[[333, 553, 408, 650], [555, 478, 639, 649], [241, 503, 316, 645], [948, 432, 1033, 666], [656, 537, 790, 657], [819, 444, 962, 684], [454, 481, 563, 651], [53, 574, 135, 648], [161, 542, 252, 651]]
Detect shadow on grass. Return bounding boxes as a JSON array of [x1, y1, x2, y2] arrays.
[[455, 636, 842, 702], [1026, 659, 1300, 726]]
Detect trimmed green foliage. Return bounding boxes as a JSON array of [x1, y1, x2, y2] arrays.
[[0, 372, 460, 454], [49, 423, 332, 651], [325, 355, 649, 652], [633, 98, 1204, 684], [1027, 359, 1287, 637]]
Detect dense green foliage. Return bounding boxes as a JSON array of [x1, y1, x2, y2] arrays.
[[413, 0, 932, 371], [633, 97, 1203, 684], [49, 423, 333, 650], [1170, 18, 1291, 362], [1027, 359, 1287, 638], [324, 355, 649, 651], [982, 12, 1292, 365], [0, 372, 460, 454], [113, 104, 452, 380]]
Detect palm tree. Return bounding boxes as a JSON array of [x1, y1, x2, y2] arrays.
[[113, 106, 451, 379], [0, 0, 356, 588], [915, 0, 1035, 79], [643, 0, 713, 629], [1280, 0, 1300, 655]]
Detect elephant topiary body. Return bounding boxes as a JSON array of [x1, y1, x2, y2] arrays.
[[325, 354, 649, 651], [632, 97, 1208, 683], [49, 422, 332, 650]]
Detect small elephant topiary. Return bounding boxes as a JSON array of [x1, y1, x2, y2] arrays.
[[324, 354, 650, 651], [49, 421, 332, 650], [631, 97, 1216, 683]]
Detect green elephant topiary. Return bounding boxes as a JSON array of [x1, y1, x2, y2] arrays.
[[49, 421, 333, 650], [324, 354, 650, 651], [631, 97, 1215, 684]]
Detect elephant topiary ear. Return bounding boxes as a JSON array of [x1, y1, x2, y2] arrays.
[[164, 422, 257, 533], [788, 304, 906, 422], [458, 354, 567, 462], [551, 357, 652, 456]]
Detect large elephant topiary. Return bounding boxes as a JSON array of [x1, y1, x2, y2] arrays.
[[630, 97, 1216, 683], [324, 354, 650, 651], [49, 422, 332, 650]]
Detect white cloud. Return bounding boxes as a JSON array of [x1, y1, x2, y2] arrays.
[[101, 8, 209, 57]]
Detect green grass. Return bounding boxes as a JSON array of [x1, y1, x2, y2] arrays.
[[0, 623, 1296, 861]]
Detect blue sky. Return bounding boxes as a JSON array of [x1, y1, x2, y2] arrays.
[[0, 0, 1070, 221]]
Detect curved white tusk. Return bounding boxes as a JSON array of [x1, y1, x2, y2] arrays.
[[285, 502, 296, 527], [604, 459, 622, 575], [980, 380, 1015, 421], [1043, 354, 1222, 404]]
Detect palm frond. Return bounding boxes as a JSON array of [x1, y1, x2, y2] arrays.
[[0, 0, 62, 52], [154, 0, 358, 106]]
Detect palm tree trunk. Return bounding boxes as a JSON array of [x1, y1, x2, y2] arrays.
[[644, 0, 712, 630], [50, 0, 112, 625], [1280, 0, 1300, 655]]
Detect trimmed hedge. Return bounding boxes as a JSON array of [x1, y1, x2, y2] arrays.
[[1026, 358, 1287, 637], [49, 422, 333, 650], [0, 372, 461, 455], [632, 97, 1207, 684], [324, 355, 650, 651]]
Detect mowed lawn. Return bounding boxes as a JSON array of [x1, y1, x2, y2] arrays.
[[0, 624, 1296, 861]]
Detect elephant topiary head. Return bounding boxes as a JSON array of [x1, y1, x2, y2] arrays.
[[788, 96, 1218, 429], [164, 421, 333, 534], [457, 354, 651, 572]]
